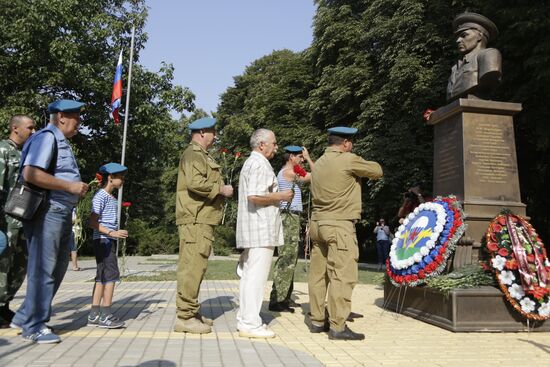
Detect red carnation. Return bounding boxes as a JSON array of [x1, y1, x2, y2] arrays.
[[235, 152, 241, 158], [220, 148, 228, 154], [528, 286, 547, 301], [122, 202, 132, 207], [293, 164, 307, 177], [418, 270, 426, 279], [435, 254, 444, 263], [527, 254, 536, 263], [95, 173, 103, 183], [505, 259, 519, 270], [480, 261, 491, 272], [487, 241, 499, 253], [498, 248, 509, 257], [422, 108, 434, 122], [492, 223, 503, 232], [497, 216, 506, 225]]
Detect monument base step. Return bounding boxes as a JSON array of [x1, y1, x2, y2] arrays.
[[383, 280, 549, 332]]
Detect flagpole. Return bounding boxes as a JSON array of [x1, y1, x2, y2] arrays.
[[117, 25, 135, 230]]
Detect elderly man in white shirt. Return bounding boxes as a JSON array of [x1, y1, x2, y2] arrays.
[[236, 128, 293, 338]]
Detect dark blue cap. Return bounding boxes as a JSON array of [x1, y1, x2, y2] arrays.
[[48, 99, 85, 114], [99, 162, 128, 175], [327, 126, 358, 136], [188, 117, 216, 131], [284, 145, 303, 153]]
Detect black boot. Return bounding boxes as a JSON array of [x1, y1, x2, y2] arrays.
[[268, 302, 295, 313], [328, 325, 365, 341]]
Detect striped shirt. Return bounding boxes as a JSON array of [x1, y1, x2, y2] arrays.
[[236, 151, 284, 248], [92, 189, 119, 240], [277, 169, 303, 212]]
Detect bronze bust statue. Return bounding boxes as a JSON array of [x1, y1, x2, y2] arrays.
[[446, 12, 502, 102]]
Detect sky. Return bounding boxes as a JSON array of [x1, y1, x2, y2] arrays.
[[139, 1, 317, 115]]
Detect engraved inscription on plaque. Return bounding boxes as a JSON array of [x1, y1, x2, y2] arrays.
[[468, 124, 513, 184], [434, 117, 463, 198]]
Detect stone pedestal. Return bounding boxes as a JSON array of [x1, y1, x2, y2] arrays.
[[428, 98, 526, 266]]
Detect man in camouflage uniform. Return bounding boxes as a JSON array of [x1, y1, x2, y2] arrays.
[[0, 115, 35, 327], [174, 117, 233, 334], [269, 146, 314, 313]]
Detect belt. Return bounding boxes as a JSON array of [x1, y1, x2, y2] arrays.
[[281, 209, 301, 215]]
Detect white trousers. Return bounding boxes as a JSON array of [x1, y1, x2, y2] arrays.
[[236, 246, 275, 331]]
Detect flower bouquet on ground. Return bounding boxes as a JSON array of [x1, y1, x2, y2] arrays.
[[485, 211, 550, 320], [74, 173, 103, 249], [387, 195, 466, 287]]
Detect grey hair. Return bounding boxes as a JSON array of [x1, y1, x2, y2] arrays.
[[250, 128, 273, 149]]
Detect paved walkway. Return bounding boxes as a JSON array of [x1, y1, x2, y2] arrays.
[[1, 256, 550, 366]]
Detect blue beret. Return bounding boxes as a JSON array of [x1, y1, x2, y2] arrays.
[[48, 99, 85, 113], [99, 162, 128, 175], [327, 126, 358, 136], [284, 145, 303, 153], [188, 117, 217, 131]]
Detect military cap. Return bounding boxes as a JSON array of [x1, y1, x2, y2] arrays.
[[99, 162, 128, 175], [327, 126, 358, 136], [453, 12, 498, 42], [188, 117, 216, 131], [47, 99, 85, 114], [284, 145, 303, 153]]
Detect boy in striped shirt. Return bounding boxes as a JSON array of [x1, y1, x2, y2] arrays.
[[87, 163, 128, 329]]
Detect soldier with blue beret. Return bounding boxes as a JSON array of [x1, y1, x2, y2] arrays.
[[99, 162, 128, 175], [175, 116, 234, 334], [308, 126, 383, 340], [11, 99, 88, 344], [269, 144, 314, 313], [0, 115, 35, 328]]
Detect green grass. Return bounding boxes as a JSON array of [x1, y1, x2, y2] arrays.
[[122, 259, 385, 284]]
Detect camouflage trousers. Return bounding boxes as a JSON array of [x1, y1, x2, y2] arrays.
[[269, 212, 301, 304], [0, 228, 27, 307]]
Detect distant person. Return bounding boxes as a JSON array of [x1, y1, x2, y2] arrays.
[[397, 183, 430, 223], [269, 145, 314, 313], [69, 209, 81, 271], [0, 115, 35, 328], [308, 126, 382, 341], [174, 117, 233, 334], [87, 163, 128, 329], [11, 100, 89, 344], [236, 129, 293, 338], [373, 218, 391, 270]]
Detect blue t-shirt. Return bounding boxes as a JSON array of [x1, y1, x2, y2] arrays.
[[21, 124, 81, 208], [92, 189, 118, 240]]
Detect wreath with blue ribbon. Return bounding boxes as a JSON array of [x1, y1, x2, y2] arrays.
[[387, 196, 466, 286]]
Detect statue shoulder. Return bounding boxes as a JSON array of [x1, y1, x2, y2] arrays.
[[478, 48, 501, 60]]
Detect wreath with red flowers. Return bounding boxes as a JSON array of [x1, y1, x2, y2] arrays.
[[485, 212, 550, 320], [387, 196, 466, 286]]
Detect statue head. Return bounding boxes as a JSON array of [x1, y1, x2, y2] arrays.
[[453, 12, 498, 55]]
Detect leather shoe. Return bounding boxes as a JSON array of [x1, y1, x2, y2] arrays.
[[309, 320, 330, 333], [288, 299, 301, 308], [268, 303, 295, 313], [328, 326, 365, 341], [346, 311, 364, 322]]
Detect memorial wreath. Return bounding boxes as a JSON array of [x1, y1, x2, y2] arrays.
[[485, 212, 550, 320], [387, 196, 466, 287]]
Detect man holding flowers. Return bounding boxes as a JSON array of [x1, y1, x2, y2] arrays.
[[269, 145, 314, 313], [174, 117, 233, 334]]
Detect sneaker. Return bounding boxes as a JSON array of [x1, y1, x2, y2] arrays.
[[22, 328, 61, 344], [10, 322, 53, 334], [174, 317, 212, 334], [87, 314, 100, 327], [98, 314, 125, 329], [328, 325, 365, 341], [238, 324, 276, 339]]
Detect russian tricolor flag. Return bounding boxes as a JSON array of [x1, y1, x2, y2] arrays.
[[110, 50, 123, 125]]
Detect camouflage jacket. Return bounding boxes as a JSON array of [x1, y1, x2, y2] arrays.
[[0, 139, 22, 230]]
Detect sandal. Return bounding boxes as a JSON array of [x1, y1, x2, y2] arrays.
[[72, 267, 82, 271]]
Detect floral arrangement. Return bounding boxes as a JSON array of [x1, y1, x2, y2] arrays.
[[423, 108, 435, 122], [73, 173, 103, 249], [284, 164, 307, 211], [485, 212, 550, 320], [387, 196, 466, 286]]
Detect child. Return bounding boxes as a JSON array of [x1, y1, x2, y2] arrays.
[[87, 162, 128, 329]]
